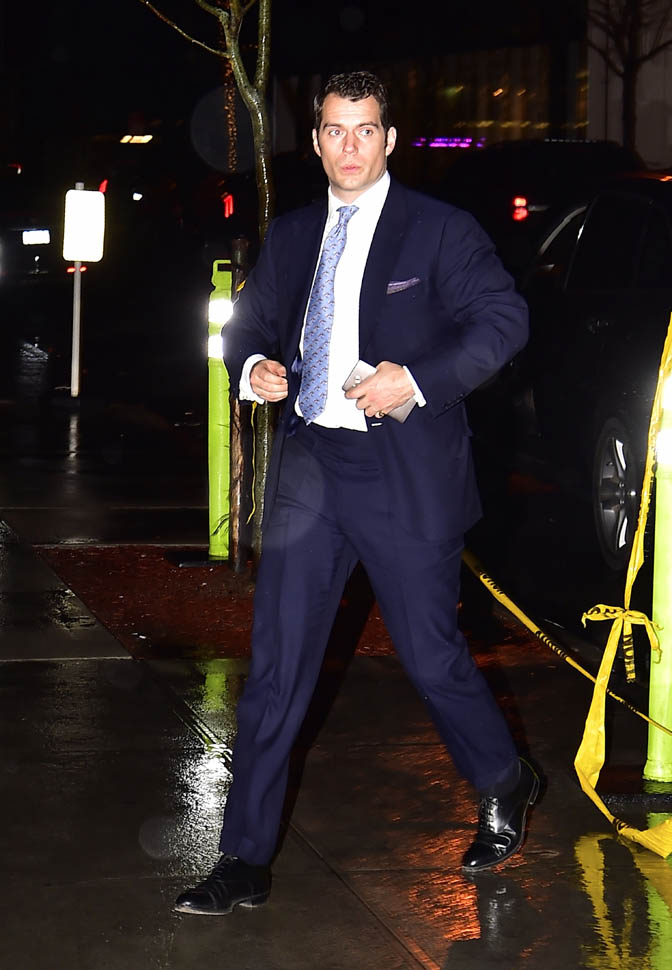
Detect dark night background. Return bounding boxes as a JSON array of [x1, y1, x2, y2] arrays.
[[2, 1, 587, 179]]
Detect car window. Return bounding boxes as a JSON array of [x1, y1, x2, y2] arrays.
[[537, 207, 586, 267], [636, 208, 672, 289], [567, 195, 647, 291], [519, 207, 586, 294]]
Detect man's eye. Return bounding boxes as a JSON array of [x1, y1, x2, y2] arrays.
[[359, 128, 374, 136], [328, 129, 341, 136]]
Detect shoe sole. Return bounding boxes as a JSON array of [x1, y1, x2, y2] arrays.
[[173, 892, 270, 916], [461, 769, 541, 874]]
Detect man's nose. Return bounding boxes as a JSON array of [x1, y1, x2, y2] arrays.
[[342, 133, 358, 153]]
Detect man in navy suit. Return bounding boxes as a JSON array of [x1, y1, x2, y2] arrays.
[[175, 71, 538, 916]]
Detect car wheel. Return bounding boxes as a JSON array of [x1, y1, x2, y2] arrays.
[[593, 416, 642, 571]]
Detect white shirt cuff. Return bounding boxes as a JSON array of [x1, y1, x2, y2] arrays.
[[240, 354, 267, 404], [403, 365, 427, 407]]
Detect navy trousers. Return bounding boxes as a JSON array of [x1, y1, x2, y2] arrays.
[[218, 422, 518, 865]]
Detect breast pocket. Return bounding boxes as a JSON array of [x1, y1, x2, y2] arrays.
[[386, 277, 422, 296]]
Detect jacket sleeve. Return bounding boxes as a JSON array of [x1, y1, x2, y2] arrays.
[[407, 209, 528, 417], [221, 220, 282, 394]]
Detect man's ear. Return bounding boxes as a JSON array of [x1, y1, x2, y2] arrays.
[[312, 129, 321, 157], [385, 127, 397, 157]]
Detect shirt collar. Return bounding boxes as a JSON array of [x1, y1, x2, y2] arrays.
[[327, 171, 390, 221]]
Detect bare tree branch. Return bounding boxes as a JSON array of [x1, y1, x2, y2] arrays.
[[649, 4, 672, 48], [195, 0, 231, 27], [254, 0, 271, 92], [137, 0, 225, 56], [587, 36, 625, 76], [641, 35, 672, 58], [589, 0, 672, 68], [588, 0, 672, 150]]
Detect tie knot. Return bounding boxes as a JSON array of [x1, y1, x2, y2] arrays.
[[337, 204, 358, 226]]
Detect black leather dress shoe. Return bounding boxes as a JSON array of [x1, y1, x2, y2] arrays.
[[461, 758, 540, 873], [174, 855, 271, 915]]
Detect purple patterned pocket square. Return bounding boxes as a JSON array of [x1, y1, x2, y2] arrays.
[[386, 277, 421, 294]]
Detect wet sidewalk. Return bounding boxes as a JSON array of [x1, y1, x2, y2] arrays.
[[1, 399, 672, 969]]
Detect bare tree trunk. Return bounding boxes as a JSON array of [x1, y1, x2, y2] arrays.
[[214, 0, 274, 241], [244, 84, 275, 559], [622, 63, 639, 151], [139, 0, 277, 564], [230, 236, 251, 572], [214, 0, 275, 559]]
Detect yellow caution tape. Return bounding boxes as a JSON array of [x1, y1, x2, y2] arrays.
[[581, 604, 661, 668], [573, 609, 672, 858], [462, 550, 672, 737]]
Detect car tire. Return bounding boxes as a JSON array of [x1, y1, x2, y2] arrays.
[[592, 415, 643, 571]]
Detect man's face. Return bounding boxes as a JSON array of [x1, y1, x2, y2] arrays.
[[312, 94, 396, 203]]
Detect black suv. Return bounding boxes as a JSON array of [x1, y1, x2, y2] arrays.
[[512, 173, 672, 569]]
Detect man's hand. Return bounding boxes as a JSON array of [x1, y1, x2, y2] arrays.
[[344, 361, 413, 418], [250, 359, 288, 402]]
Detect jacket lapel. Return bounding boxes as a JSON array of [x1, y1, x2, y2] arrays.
[[286, 201, 327, 356], [358, 179, 409, 355]]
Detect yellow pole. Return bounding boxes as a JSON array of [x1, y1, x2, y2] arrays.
[[207, 260, 233, 562], [645, 379, 672, 781]]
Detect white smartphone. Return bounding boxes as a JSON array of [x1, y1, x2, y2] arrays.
[[342, 360, 416, 423]]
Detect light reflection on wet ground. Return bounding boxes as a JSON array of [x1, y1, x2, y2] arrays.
[[3, 581, 672, 967], [147, 656, 672, 969]]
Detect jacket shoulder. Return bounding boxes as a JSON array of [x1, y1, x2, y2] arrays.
[[270, 199, 326, 235], [391, 180, 480, 229]]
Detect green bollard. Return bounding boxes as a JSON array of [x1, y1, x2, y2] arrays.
[[207, 260, 233, 562], [645, 387, 672, 781]]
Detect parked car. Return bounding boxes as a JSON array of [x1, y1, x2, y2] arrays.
[[501, 172, 672, 570], [432, 138, 644, 274], [0, 166, 70, 398], [0, 165, 64, 286]]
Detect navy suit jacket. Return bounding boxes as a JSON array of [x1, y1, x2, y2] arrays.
[[222, 178, 528, 540]]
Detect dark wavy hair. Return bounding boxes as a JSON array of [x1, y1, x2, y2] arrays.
[[313, 71, 391, 134]]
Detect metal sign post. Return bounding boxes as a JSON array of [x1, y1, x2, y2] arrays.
[[71, 255, 83, 398], [62, 183, 105, 398]]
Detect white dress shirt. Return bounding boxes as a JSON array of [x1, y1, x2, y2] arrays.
[[239, 171, 425, 429]]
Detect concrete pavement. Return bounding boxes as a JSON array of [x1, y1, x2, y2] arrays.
[[1, 397, 672, 969]]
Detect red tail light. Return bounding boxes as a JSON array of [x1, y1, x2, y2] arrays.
[[512, 196, 529, 221]]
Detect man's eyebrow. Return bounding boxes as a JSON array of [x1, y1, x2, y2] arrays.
[[321, 120, 381, 129]]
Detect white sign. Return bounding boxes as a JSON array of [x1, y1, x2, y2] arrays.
[[23, 229, 50, 246], [63, 188, 105, 262]]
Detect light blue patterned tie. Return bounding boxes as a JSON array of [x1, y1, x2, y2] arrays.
[[299, 204, 358, 422]]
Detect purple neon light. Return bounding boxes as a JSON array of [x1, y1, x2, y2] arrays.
[[411, 136, 487, 149]]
